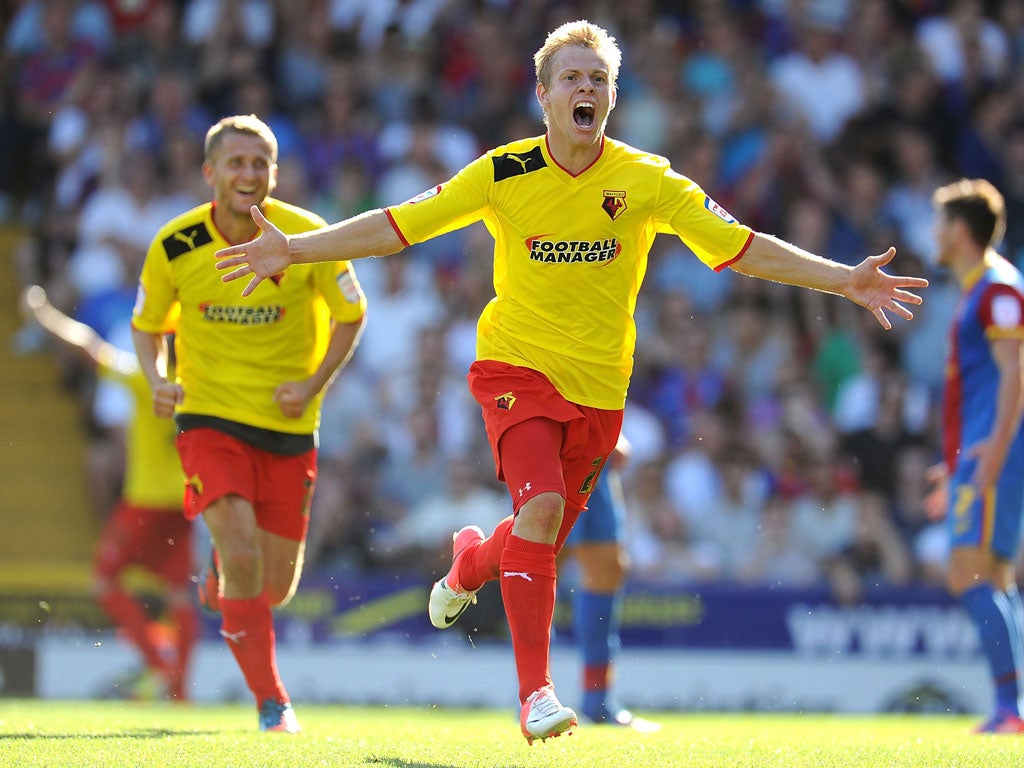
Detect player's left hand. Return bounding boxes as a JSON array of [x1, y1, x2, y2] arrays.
[[848, 248, 929, 330], [216, 205, 291, 297]]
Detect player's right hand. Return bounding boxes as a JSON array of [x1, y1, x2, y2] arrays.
[[216, 205, 291, 297], [152, 380, 184, 419]]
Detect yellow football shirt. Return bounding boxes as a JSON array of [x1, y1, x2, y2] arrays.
[[132, 198, 367, 434], [386, 135, 753, 409]]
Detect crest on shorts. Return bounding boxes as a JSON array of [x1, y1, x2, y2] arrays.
[[495, 392, 517, 410], [602, 190, 627, 221], [187, 473, 204, 497]]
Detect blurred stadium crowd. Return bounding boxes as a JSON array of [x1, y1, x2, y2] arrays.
[[4, 0, 1024, 603]]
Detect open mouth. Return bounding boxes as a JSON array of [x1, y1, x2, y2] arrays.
[[573, 101, 595, 129]]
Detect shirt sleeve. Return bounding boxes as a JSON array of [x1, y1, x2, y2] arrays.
[[654, 167, 753, 271], [386, 154, 491, 245], [980, 284, 1024, 340], [314, 261, 367, 324], [131, 237, 180, 335]]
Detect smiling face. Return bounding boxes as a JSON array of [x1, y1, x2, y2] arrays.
[[536, 44, 616, 150], [203, 130, 278, 222]]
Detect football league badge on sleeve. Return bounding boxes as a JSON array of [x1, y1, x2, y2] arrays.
[[704, 196, 737, 223]]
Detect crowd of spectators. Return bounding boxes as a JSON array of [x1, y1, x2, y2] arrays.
[[5, 0, 1024, 603]]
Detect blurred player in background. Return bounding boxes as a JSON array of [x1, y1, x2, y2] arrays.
[[21, 285, 197, 701], [559, 436, 658, 731], [131, 114, 366, 732], [214, 21, 926, 743], [924, 179, 1024, 734]]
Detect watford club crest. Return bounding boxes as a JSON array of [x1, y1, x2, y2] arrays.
[[602, 190, 627, 221], [495, 392, 517, 410]]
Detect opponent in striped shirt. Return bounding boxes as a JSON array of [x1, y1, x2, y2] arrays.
[[925, 178, 1024, 735]]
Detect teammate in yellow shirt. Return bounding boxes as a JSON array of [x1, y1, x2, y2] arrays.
[[132, 115, 366, 733], [215, 21, 928, 743], [21, 285, 197, 701]]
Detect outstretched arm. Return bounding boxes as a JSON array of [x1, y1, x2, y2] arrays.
[[216, 206, 406, 297], [731, 233, 929, 329], [20, 285, 133, 373]]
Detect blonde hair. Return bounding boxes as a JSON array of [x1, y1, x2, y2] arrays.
[[204, 114, 278, 163], [533, 19, 621, 89]]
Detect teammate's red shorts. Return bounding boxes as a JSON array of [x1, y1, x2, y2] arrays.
[[175, 427, 316, 542], [467, 359, 623, 515], [94, 500, 194, 584]]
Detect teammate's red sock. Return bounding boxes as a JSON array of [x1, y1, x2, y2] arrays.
[[168, 601, 199, 700], [454, 515, 514, 591], [219, 593, 288, 705], [499, 534, 558, 703], [98, 588, 172, 676]]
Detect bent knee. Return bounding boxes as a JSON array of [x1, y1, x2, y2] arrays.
[[517, 492, 565, 530], [218, 542, 262, 588], [577, 544, 627, 591], [265, 581, 296, 607]]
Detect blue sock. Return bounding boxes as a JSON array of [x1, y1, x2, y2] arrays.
[[574, 589, 621, 717], [959, 584, 1020, 715]]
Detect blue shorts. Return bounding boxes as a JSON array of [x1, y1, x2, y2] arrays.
[[565, 469, 625, 546], [947, 457, 1024, 561]]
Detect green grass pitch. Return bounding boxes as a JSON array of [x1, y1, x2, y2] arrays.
[[0, 699, 1019, 768]]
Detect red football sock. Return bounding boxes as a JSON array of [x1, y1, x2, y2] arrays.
[[168, 601, 200, 700], [584, 663, 612, 692], [219, 593, 288, 705], [454, 515, 514, 591], [499, 534, 558, 703], [98, 588, 171, 675]]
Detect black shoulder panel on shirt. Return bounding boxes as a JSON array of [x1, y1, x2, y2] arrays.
[[162, 222, 214, 261], [492, 146, 547, 182]]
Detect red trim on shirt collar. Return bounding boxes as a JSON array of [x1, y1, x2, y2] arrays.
[[209, 199, 262, 246], [544, 134, 605, 178]]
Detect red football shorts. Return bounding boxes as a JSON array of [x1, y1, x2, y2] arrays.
[[467, 359, 623, 514], [93, 500, 193, 584], [175, 427, 316, 542]]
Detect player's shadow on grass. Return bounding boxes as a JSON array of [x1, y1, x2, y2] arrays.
[[366, 758, 501, 768], [1, 728, 219, 740]]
